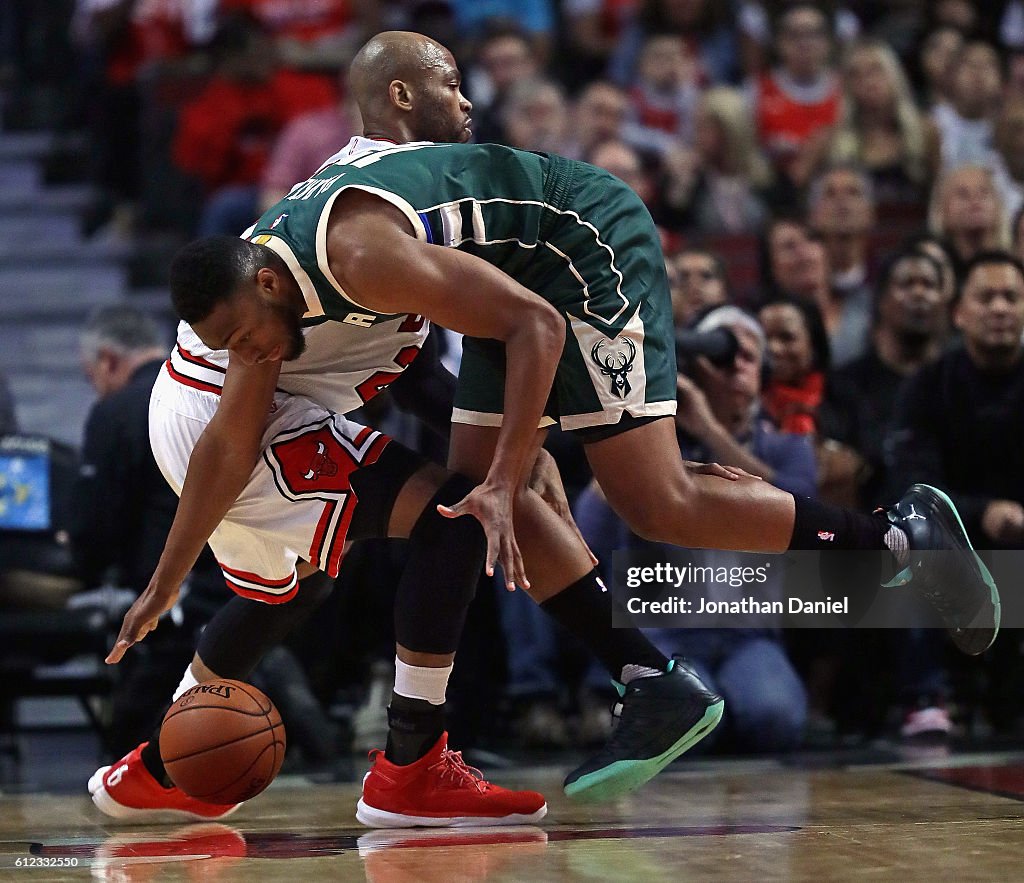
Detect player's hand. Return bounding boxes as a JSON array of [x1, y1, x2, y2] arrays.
[[683, 459, 761, 481], [675, 373, 719, 440], [438, 482, 528, 592], [528, 448, 598, 566], [106, 582, 180, 664]]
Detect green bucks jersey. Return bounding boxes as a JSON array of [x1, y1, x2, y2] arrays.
[[247, 136, 677, 432]]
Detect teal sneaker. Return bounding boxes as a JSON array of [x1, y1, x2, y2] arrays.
[[563, 660, 723, 801], [884, 484, 1000, 655]]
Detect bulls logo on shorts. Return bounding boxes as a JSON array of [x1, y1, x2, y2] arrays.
[[267, 425, 378, 498]]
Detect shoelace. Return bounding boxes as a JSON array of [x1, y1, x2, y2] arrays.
[[430, 748, 490, 793]]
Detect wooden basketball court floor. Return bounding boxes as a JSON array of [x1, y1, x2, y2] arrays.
[[4, 749, 1024, 881]]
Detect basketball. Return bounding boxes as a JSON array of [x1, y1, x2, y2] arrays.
[[160, 679, 286, 805]]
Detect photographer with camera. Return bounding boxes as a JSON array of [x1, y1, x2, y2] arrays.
[[673, 307, 816, 495]]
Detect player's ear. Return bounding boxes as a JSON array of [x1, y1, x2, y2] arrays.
[[255, 266, 281, 302], [390, 78, 414, 111]]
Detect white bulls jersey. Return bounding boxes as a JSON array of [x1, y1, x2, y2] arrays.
[[169, 312, 429, 413], [151, 315, 428, 601]]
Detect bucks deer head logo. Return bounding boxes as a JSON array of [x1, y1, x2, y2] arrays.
[[590, 337, 637, 399]]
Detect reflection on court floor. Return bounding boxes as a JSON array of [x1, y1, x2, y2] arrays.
[[4, 751, 1024, 880]]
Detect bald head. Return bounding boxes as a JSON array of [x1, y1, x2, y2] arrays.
[[349, 31, 472, 144]]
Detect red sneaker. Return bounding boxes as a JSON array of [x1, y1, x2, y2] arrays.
[[88, 743, 242, 823], [356, 732, 547, 828]]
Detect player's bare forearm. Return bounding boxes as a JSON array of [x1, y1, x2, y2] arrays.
[[489, 314, 563, 492], [150, 357, 280, 595]]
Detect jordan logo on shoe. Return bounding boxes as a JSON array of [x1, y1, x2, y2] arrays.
[[905, 505, 926, 520]]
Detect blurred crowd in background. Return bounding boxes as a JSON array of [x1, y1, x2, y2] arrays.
[[3, 0, 1024, 769]]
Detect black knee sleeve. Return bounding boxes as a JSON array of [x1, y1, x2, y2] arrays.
[[394, 473, 486, 655], [196, 570, 334, 679]]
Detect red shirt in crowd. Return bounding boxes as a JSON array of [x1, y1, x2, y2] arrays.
[[755, 70, 840, 175], [219, 0, 352, 42], [173, 69, 337, 191], [101, 0, 197, 86]]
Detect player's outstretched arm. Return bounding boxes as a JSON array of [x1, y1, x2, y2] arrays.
[[107, 356, 282, 663], [325, 189, 564, 590]]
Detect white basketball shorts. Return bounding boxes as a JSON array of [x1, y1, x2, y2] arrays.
[[149, 363, 392, 603]]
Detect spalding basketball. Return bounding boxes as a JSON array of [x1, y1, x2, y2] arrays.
[[160, 679, 286, 804]]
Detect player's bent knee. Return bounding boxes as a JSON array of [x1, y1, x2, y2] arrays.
[[395, 473, 487, 654]]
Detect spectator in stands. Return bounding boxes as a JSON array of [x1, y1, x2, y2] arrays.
[[735, 1, 860, 81], [761, 218, 831, 309], [903, 231, 959, 306], [806, 164, 875, 366], [562, 0, 641, 81], [760, 216, 865, 365], [622, 33, 701, 157], [822, 250, 957, 741], [932, 41, 1003, 170], [500, 77, 570, 153], [218, 0, 367, 72], [587, 139, 653, 207], [564, 81, 629, 161], [73, 306, 223, 756], [888, 251, 1024, 553], [172, 13, 337, 236], [916, 26, 964, 110], [578, 305, 813, 753], [929, 165, 1011, 271], [609, 0, 742, 88], [886, 251, 1024, 733], [0, 369, 16, 435], [929, 0, 978, 36], [659, 86, 771, 234], [259, 75, 360, 210], [758, 296, 831, 436], [1014, 205, 1024, 264], [749, 3, 841, 189], [801, 39, 939, 204], [992, 95, 1024, 223], [758, 291, 866, 511], [824, 250, 951, 510], [463, 24, 541, 145], [72, 0, 215, 238], [667, 248, 730, 328]]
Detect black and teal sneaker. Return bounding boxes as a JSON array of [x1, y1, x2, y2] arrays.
[[884, 484, 1000, 656], [562, 660, 724, 801]]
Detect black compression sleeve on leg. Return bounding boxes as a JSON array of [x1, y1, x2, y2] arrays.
[[196, 571, 334, 679], [394, 473, 486, 655]]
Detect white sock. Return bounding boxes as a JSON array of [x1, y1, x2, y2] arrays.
[[394, 657, 452, 706], [884, 525, 910, 569], [171, 665, 200, 702], [620, 664, 664, 685]]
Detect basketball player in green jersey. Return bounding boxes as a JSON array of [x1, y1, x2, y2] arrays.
[[116, 32, 998, 803]]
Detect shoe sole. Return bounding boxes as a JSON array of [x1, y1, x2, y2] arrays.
[[563, 699, 724, 802], [88, 766, 241, 824], [355, 798, 547, 829], [919, 484, 1001, 655]]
